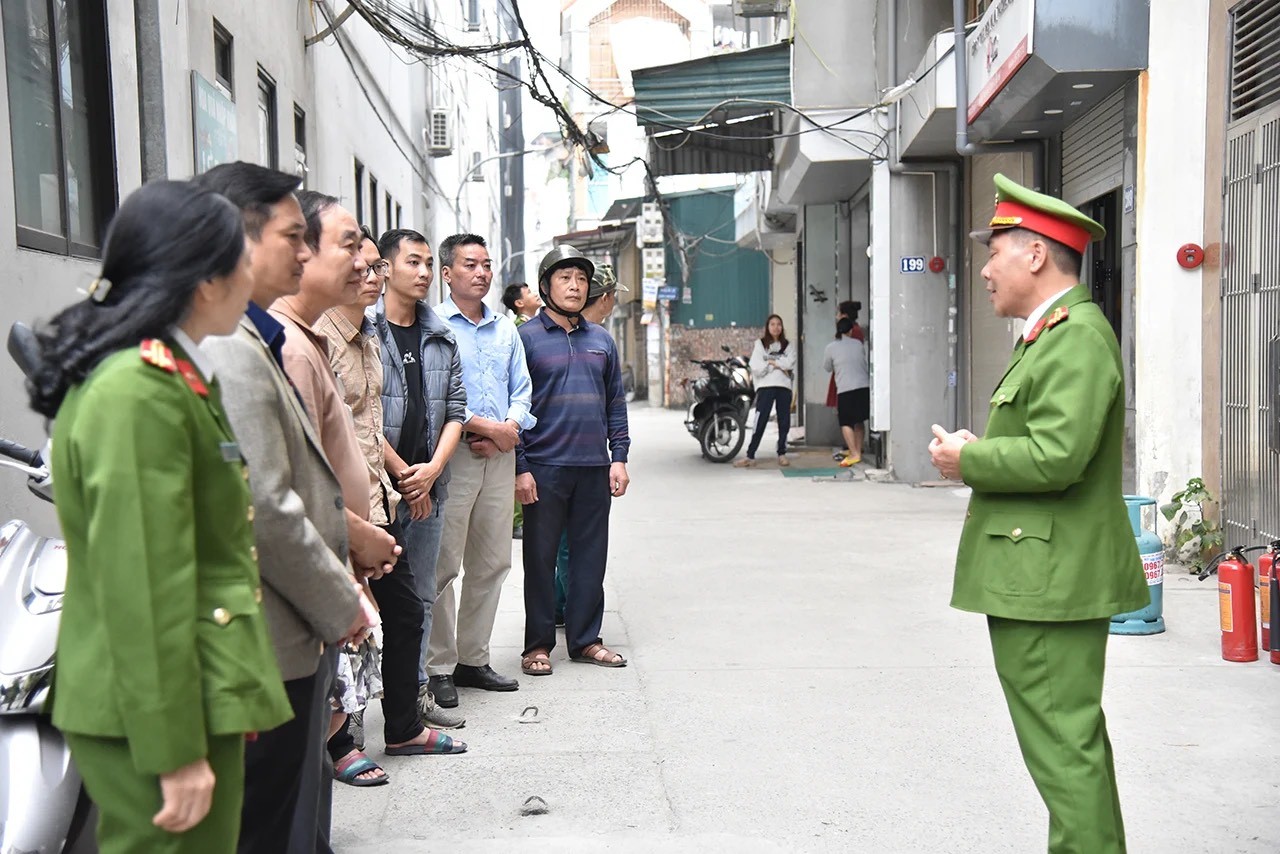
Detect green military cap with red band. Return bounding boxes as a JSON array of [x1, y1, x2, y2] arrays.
[[971, 172, 1106, 254]]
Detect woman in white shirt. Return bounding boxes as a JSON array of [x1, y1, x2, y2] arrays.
[[822, 317, 870, 466], [736, 314, 796, 467]]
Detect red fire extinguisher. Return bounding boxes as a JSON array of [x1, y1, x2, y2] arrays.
[[1271, 556, 1280, 665], [1259, 541, 1280, 652], [1199, 546, 1261, 662]]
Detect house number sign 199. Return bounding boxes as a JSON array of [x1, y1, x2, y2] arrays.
[[900, 256, 927, 274]]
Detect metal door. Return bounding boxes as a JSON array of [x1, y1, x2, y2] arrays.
[[1222, 106, 1280, 545]]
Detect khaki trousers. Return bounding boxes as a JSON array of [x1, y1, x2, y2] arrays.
[[427, 448, 515, 674]]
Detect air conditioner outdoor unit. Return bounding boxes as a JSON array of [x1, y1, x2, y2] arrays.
[[427, 108, 452, 156], [733, 0, 788, 16]]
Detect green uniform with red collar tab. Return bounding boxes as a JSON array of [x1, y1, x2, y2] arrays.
[[953, 174, 1147, 854], [51, 338, 292, 853]]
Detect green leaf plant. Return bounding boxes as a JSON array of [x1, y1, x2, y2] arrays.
[[1159, 477, 1225, 574]]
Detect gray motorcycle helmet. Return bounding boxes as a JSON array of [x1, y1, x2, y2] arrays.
[[537, 245, 596, 288], [537, 245, 597, 317]]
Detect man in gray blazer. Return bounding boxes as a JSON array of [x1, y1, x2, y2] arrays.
[[196, 163, 382, 854]]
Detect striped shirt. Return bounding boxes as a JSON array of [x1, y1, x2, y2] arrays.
[[516, 311, 630, 473]]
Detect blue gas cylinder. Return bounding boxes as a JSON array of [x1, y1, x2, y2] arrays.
[[1110, 495, 1166, 635]]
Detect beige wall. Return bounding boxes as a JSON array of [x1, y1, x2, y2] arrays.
[[1202, 0, 1230, 509]]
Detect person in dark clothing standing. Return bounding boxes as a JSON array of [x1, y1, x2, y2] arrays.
[[371, 229, 469, 732], [516, 245, 631, 676]]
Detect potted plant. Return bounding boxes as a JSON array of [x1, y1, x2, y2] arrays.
[[1159, 477, 1224, 575]]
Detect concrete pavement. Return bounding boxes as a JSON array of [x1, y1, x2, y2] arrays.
[[332, 407, 1278, 853]]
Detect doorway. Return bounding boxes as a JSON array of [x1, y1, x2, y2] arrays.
[[1080, 190, 1122, 339]]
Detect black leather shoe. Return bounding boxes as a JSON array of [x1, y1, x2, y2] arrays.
[[453, 664, 519, 692], [427, 674, 458, 708]]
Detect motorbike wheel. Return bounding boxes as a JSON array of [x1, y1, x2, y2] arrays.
[[698, 411, 745, 462]]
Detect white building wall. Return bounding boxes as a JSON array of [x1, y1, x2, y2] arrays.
[[1134, 0, 1210, 509], [422, 0, 503, 307], [0, 0, 149, 530], [0, 0, 441, 527]]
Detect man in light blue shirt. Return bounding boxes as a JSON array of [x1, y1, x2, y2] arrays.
[[426, 233, 536, 707]]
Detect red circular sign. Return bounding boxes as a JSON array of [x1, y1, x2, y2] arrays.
[[928, 256, 946, 273], [1177, 243, 1205, 269]]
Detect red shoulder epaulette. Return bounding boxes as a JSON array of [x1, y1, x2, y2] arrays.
[[176, 360, 209, 398], [139, 339, 177, 372], [1024, 306, 1069, 344]]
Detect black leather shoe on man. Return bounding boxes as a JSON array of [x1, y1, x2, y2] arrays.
[[427, 674, 459, 708], [452, 664, 519, 692]]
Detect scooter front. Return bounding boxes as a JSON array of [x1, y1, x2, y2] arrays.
[[0, 519, 94, 853]]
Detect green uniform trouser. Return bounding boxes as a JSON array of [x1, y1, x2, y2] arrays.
[[65, 732, 245, 854], [987, 617, 1126, 854]]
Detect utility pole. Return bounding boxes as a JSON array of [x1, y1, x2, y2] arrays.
[[134, 0, 168, 181], [497, 0, 526, 283]]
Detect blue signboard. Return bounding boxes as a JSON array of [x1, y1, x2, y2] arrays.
[[191, 71, 238, 174], [657, 285, 681, 301], [899, 256, 926, 274]]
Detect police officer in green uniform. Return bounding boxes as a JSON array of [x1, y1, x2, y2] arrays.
[[928, 173, 1148, 854], [28, 181, 293, 853]]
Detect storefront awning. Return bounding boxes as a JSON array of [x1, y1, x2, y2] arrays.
[[964, 0, 1148, 142], [631, 43, 790, 176], [632, 43, 790, 128]]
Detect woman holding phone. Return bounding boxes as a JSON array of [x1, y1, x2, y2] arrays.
[[28, 180, 293, 852]]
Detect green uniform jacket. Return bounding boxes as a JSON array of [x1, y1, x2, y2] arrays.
[[50, 340, 293, 775], [953, 286, 1147, 621]]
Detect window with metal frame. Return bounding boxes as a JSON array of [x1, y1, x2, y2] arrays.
[[1230, 0, 1280, 123], [1, 0, 117, 257], [385, 193, 393, 235], [257, 68, 278, 169], [396, 202, 403, 229], [370, 174, 379, 235], [214, 20, 234, 95], [293, 104, 307, 185], [354, 159, 365, 226], [465, 0, 480, 32], [966, 0, 995, 22]]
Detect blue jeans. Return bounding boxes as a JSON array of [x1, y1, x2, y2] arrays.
[[746, 387, 792, 459], [398, 498, 446, 685]]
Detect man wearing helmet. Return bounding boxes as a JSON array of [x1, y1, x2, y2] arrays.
[[549, 264, 629, 623], [516, 246, 632, 675], [581, 264, 628, 326]]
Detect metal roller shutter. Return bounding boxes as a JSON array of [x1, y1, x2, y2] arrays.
[[1061, 88, 1126, 207]]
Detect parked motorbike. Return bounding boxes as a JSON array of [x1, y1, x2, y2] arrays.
[[683, 345, 755, 462], [0, 323, 96, 853]]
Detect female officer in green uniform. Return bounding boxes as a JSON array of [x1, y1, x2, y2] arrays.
[[28, 180, 293, 853]]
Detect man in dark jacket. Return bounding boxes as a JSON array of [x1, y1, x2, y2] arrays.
[[371, 229, 469, 730]]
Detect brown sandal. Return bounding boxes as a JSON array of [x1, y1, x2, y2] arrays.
[[571, 643, 627, 668], [521, 650, 553, 676]]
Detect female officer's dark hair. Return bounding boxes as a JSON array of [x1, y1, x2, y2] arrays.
[[29, 180, 246, 418], [837, 317, 855, 338]]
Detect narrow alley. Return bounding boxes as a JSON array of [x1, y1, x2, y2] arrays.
[[334, 408, 1277, 853]]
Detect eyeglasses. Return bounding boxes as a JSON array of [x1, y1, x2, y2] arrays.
[[365, 260, 390, 278]]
